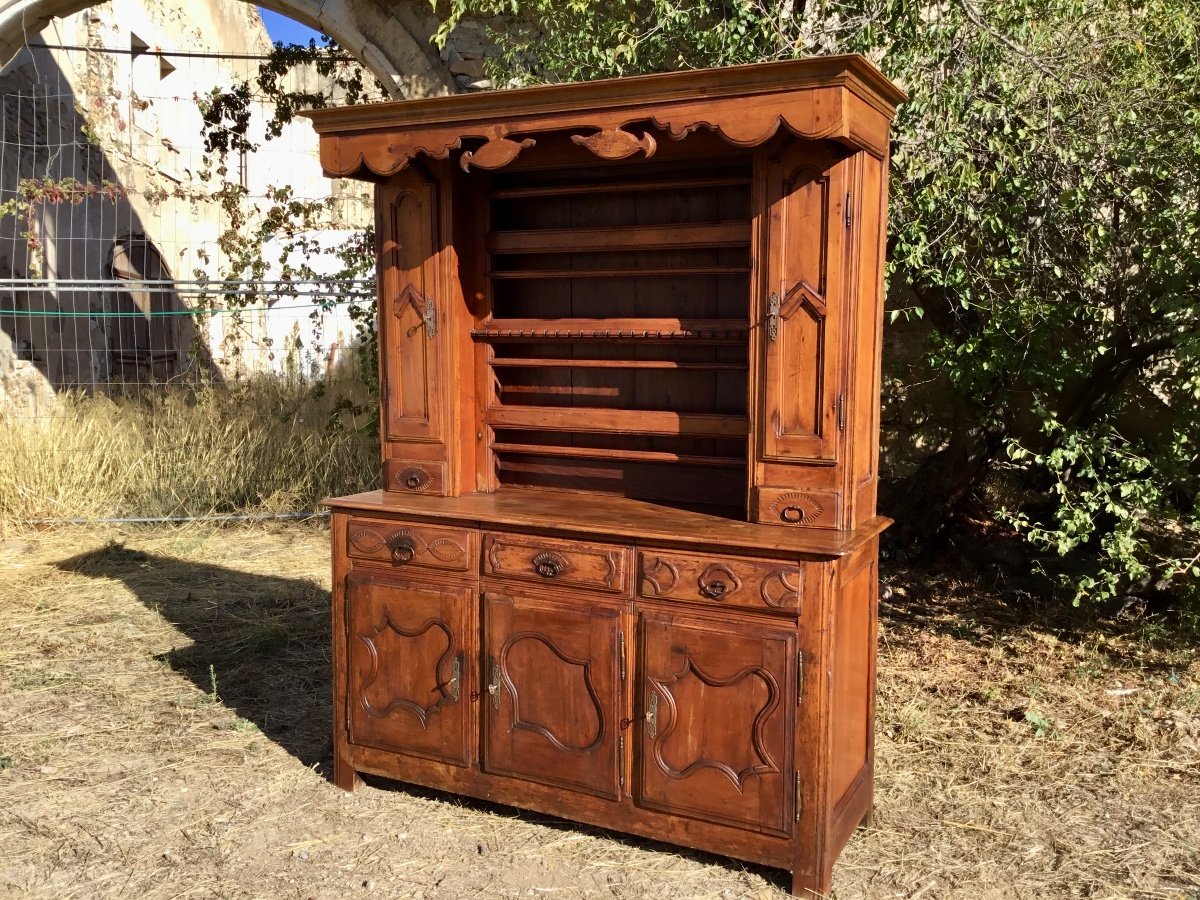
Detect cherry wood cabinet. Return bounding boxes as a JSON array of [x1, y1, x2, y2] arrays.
[[312, 55, 903, 897]]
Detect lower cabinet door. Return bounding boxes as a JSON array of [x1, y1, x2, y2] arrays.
[[636, 609, 797, 836], [483, 591, 623, 800], [345, 572, 472, 766]]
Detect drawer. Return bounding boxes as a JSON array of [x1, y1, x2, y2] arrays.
[[347, 517, 475, 573], [482, 532, 630, 595], [638, 549, 803, 612]]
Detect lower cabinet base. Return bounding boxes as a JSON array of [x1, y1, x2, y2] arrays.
[[333, 742, 872, 898], [328, 498, 885, 898]]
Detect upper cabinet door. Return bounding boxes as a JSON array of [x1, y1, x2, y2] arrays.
[[345, 572, 472, 766], [380, 167, 443, 443], [760, 143, 847, 463], [483, 591, 624, 801]]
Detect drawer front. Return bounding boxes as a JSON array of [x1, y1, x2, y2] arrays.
[[347, 518, 475, 574], [482, 532, 630, 595], [638, 550, 803, 612]]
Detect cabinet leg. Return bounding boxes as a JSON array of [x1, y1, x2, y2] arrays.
[[333, 750, 361, 792]]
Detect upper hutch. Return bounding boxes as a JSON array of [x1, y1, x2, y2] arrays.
[[309, 56, 904, 897]]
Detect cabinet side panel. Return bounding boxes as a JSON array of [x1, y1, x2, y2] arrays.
[[828, 541, 877, 805], [848, 151, 886, 526]]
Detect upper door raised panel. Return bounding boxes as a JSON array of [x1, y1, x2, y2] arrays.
[[381, 167, 443, 443], [760, 143, 847, 464]]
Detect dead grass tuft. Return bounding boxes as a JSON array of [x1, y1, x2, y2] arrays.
[[0, 374, 378, 522], [0, 526, 1196, 899]]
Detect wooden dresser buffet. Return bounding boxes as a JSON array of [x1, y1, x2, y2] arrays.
[[307, 56, 904, 897]]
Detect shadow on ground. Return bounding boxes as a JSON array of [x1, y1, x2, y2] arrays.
[[56, 541, 334, 771], [53, 539, 794, 892]]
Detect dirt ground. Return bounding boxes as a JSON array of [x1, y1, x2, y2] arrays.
[[0, 524, 1196, 900]]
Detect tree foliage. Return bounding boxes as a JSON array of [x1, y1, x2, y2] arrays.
[[439, 0, 1200, 607]]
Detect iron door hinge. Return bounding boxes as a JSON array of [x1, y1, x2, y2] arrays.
[[797, 649, 804, 702], [403, 297, 437, 339], [618, 631, 626, 682], [423, 298, 437, 338], [795, 772, 803, 820], [618, 735, 625, 791], [837, 393, 846, 431], [845, 191, 852, 228], [488, 658, 501, 711]]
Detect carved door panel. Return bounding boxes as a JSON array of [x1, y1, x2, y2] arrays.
[[380, 166, 443, 443], [636, 609, 796, 836], [346, 572, 471, 766], [483, 591, 623, 800], [760, 142, 846, 463]]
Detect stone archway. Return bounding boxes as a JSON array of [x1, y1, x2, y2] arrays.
[[0, 0, 458, 98]]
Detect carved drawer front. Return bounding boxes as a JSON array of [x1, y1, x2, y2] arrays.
[[638, 550, 803, 612], [347, 518, 474, 573], [383, 459, 446, 495], [482, 532, 630, 596]]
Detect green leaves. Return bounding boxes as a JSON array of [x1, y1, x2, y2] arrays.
[[440, 0, 1200, 611]]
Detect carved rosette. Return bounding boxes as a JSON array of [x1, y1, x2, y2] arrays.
[[641, 557, 679, 595], [348, 527, 387, 555], [760, 568, 802, 609]]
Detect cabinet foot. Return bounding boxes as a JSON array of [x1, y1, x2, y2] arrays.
[[790, 870, 833, 899], [333, 753, 362, 792], [859, 803, 875, 829]]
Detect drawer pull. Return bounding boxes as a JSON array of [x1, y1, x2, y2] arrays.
[[779, 506, 806, 524], [532, 551, 567, 579], [447, 654, 462, 702], [404, 473, 423, 489], [645, 690, 658, 739], [389, 537, 417, 564], [488, 660, 501, 711], [700, 579, 728, 600]]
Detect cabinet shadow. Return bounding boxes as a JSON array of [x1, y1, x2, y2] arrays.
[[56, 541, 334, 771]]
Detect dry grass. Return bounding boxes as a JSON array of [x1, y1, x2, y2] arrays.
[[0, 374, 377, 522], [0, 525, 1197, 899]]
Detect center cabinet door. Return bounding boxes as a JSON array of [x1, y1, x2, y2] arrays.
[[636, 609, 797, 836], [345, 572, 472, 766], [483, 591, 624, 800]]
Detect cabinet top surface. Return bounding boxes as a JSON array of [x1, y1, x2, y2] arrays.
[[326, 488, 890, 559]]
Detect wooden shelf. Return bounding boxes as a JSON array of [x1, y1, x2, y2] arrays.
[[488, 266, 751, 280], [488, 222, 749, 255], [474, 318, 749, 342], [485, 405, 749, 437], [489, 175, 751, 200], [489, 358, 747, 371], [492, 441, 745, 469]]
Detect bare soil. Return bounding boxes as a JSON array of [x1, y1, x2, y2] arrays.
[[0, 524, 1196, 899]]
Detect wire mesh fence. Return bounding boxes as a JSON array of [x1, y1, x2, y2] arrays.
[[0, 17, 385, 521]]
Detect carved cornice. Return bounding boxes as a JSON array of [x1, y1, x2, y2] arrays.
[[308, 56, 904, 178]]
